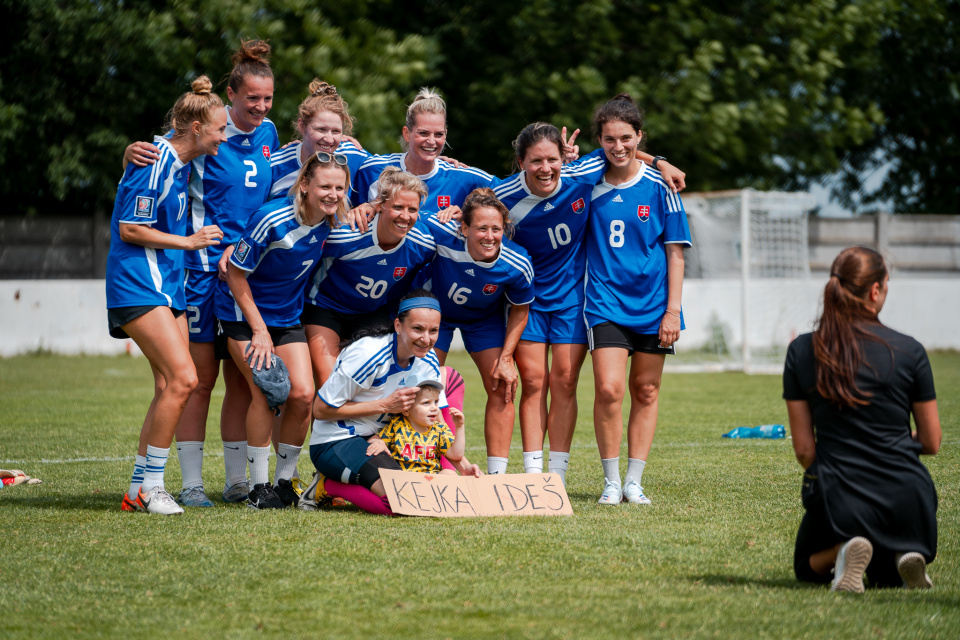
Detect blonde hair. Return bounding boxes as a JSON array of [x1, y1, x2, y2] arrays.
[[228, 39, 273, 92], [295, 79, 354, 138], [372, 166, 428, 206], [401, 88, 447, 151], [167, 76, 224, 138], [290, 153, 351, 228]]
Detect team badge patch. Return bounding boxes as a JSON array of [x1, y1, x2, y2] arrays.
[[637, 205, 650, 222], [572, 198, 585, 213], [134, 196, 155, 218], [483, 284, 499, 295], [393, 267, 407, 280], [262, 146, 271, 160], [234, 240, 251, 263], [437, 195, 451, 209]]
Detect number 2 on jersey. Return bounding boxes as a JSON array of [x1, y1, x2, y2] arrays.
[[243, 160, 257, 188]]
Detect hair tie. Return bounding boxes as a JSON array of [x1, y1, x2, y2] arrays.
[[398, 297, 441, 314], [830, 272, 843, 284]]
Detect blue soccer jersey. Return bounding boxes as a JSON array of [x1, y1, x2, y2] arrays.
[[106, 136, 190, 310], [268, 139, 369, 205], [311, 333, 447, 443], [214, 197, 330, 327], [305, 217, 437, 315], [186, 106, 279, 272], [417, 215, 534, 323], [585, 163, 692, 334], [352, 153, 495, 214], [494, 172, 593, 312]]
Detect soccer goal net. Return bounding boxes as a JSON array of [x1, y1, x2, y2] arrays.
[[676, 189, 819, 374]]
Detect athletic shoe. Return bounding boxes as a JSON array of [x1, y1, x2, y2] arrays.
[[246, 482, 285, 510], [134, 486, 185, 515], [121, 492, 139, 512], [297, 471, 329, 512], [897, 552, 933, 590], [622, 480, 652, 505], [274, 478, 301, 508], [222, 481, 250, 503], [831, 537, 873, 593], [177, 486, 214, 508], [597, 479, 623, 505]]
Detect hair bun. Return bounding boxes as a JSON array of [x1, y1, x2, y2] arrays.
[[191, 75, 213, 95], [612, 92, 635, 104], [233, 38, 271, 65], [309, 78, 338, 98]]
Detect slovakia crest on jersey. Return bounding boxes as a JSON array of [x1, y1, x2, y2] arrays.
[[437, 195, 451, 209], [572, 198, 585, 213], [262, 146, 271, 160], [637, 205, 650, 222], [234, 240, 251, 263], [483, 284, 499, 295], [393, 267, 407, 281], [134, 196, 155, 218]]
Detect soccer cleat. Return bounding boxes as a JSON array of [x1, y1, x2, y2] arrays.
[[121, 492, 139, 512], [135, 486, 185, 515], [177, 486, 214, 507], [296, 471, 329, 512], [597, 479, 623, 505], [622, 480, 652, 505], [831, 537, 873, 593], [897, 552, 933, 590], [222, 481, 251, 503], [246, 482, 285, 510], [274, 478, 302, 508]]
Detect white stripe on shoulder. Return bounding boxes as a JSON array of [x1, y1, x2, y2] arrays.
[[251, 209, 296, 243]]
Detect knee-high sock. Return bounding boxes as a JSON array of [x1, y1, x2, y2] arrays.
[[440, 367, 466, 472]]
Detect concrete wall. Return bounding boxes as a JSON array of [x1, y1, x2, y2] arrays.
[[3, 279, 958, 358]]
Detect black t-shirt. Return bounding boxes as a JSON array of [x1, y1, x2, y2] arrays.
[[783, 324, 938, 557]]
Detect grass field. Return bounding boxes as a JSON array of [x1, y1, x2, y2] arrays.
[[1, 351, 958, 639]]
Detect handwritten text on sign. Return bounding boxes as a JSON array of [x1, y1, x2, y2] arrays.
[[381, 470, 573, 517]]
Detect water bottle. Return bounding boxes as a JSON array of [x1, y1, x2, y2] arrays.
[[722, 424, 785, 439]]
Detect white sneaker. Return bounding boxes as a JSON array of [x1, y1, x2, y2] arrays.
[[137, 486, 184, 515], [896, 552, 933, 590], [597, 479, 623, 505], [831, 537, 872, 593], [622, 480, 651, 505]]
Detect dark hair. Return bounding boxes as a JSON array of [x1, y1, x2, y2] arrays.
[[228, 39, 273, 92], [592, 92, 645, 149], [340, 288, 439, 349], [812, 246, 889, 407], [512, 122, 564, 172], [461, 188, 513, 239]]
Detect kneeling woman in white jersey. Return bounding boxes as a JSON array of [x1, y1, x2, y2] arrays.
[[585, 94, 692, 506], [309, 290, 446, 515], [108, 77, 226, 515], [220, 152, 350, 509]]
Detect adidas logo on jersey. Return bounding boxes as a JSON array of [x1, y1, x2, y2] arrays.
[[241, 138, 251, 147], [613, 194, 623, 203], [309, 236, 318, 244], [544, 202, 554, 211], [465, 269, 475, 276], [378, 259, 388, 265]]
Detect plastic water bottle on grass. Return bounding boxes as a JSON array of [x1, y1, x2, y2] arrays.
[[722, 424, 785, 439]]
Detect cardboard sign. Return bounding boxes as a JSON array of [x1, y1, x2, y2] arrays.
[[381, 470, 573, 518]]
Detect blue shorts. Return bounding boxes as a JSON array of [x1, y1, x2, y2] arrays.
[[435, 316, 506, 354], [310, 436, 400, 488], [521, 304, 588, 345], [184, 268, 218, 343]]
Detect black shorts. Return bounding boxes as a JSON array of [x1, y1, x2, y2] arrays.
[[108, 306, 185, 339], [587, 322, 675, 355], [310, 438, 402, 489], [219, 320, 307, 349], [300, 304, 392, 343]]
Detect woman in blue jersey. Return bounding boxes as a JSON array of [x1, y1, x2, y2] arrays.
[[585, 94, 691, 506], [125, 40, 281, 506], [302, 167, 436, 386], [219, 152, 350, 509], [109, 76, 227, 515], [418, 188, 533, 475], [269, 79, 369, 205]]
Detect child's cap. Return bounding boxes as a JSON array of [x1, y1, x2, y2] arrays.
[[405, 374, 444, 392]]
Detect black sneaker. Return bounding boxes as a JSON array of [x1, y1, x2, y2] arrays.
[[275, 478, 301, 508], [247, 482, 286, 509]]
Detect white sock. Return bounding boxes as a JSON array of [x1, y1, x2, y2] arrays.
[[142, 445, 169, 491], [625, 458, 646, 487], [548, 451, 570, 484], [487, 456, 509, 475], [127, 454, 147, 499], [601, 457, 620, 485], [223, 440, 248, 486], [248, 445, 271, 487], [274, 443, 302, 484], [522, 450, 544, 473], [176, 441, 204, 490]]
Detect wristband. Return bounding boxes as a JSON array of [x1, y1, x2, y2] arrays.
[[652, 156, 667, 170], [665, 309, 680, 319]]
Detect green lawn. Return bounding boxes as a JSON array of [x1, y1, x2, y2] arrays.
[[1, 351, 958, 639]]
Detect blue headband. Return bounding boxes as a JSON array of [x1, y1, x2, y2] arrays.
[[398, 297, 441, 314]]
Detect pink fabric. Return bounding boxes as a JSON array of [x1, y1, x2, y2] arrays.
[[324, 479, 393, 516], [439, 367, 465, 471]]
